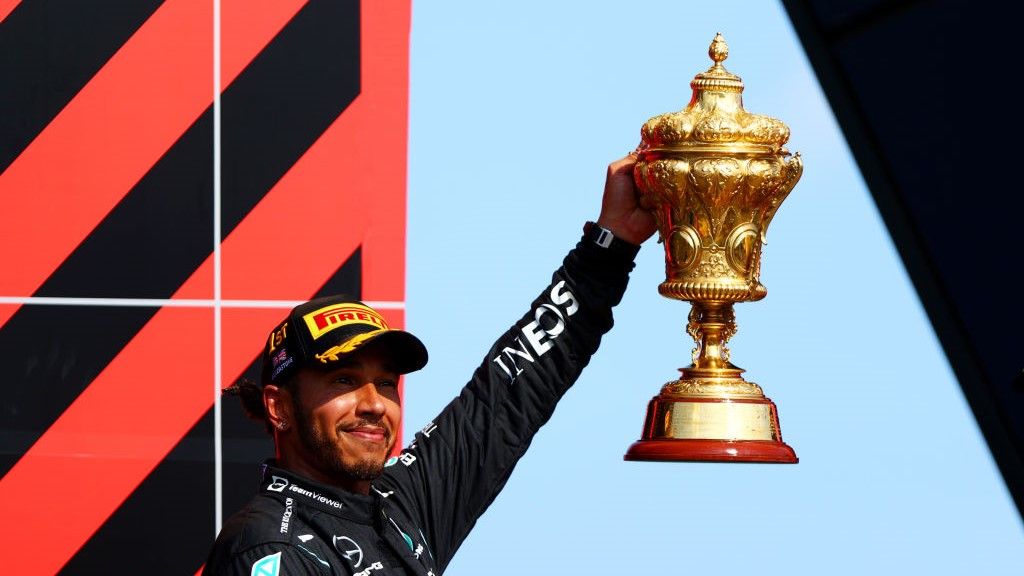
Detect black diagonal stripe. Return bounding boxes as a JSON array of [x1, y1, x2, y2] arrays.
[[317, 246, 362, 300], [59, 409, 217, 576], [0, 0, 163, 172], [63, 249, 363, 573], [0, 0, 359, 480], [37, 109, 215, 298], [0, 304, 161, 476], [221, 0, 360, 233]]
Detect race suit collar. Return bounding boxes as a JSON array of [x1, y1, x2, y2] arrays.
[[259, 460, 376, 523]]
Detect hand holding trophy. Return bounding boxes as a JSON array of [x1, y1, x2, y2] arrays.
[[625, 33, 803, 463]]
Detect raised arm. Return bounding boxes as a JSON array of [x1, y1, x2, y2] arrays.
[[375, 156, 655, 571]]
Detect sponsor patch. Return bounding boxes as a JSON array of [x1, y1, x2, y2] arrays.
[[285, 481, 345, 510], [267, 476, 289, 493], [267, 322, 289, 354], [270, 356, 294, 380], [279, 498, 293, 534], [270, 348, 295, 380], [303, 303, 388, 340], [353, 561, 384, 576], [491, 280, 578, 382], [251, 552, 281, 576], [333, 535, 364, 568]]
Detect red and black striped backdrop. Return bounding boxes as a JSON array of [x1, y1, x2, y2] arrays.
[[0, 1, 410, 573]]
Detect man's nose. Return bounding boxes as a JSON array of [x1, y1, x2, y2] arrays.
[[354, 382, 386, 416]]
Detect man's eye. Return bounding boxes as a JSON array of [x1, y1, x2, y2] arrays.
[[377, 379, 398, 389], [332, 376, 355, 386]]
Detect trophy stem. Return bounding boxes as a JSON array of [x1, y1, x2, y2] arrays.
[[687, 301, 740, 375]]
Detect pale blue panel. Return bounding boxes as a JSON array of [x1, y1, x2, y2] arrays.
[[406, 1, 1023, 574]]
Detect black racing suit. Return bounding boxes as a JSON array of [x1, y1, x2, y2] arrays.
[[203, 234, 639, 575]]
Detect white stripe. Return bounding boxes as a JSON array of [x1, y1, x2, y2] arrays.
[[0, 296, 406, 310], [213, 0, 224, 537]]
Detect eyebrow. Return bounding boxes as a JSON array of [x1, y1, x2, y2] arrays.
[[322, 359, 401, 376]]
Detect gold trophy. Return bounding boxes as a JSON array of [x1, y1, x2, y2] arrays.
[[624, 34, 802, 463]]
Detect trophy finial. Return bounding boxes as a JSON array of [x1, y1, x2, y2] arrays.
[[709, 32, 728, 67], [638, 32, 797, 154]]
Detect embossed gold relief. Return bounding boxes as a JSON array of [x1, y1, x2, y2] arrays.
[[624, 34, 801, 463]]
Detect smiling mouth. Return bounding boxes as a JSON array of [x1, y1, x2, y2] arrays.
[[344, 426, 389, 444]]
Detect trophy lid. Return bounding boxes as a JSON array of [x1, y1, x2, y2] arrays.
[[639, 33, 791, 155]]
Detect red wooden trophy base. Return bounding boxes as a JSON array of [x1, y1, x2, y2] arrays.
[[624, 438, 798, 463], [623, 393, 798, 463]]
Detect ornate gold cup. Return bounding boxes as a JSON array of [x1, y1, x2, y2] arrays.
[[624, 34, 802, 463]]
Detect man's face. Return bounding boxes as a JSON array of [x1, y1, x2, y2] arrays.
[[281, 347, 401, 489]]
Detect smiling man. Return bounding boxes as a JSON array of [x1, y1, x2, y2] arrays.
[[263, 300, 423, 494], [202, 155, 656, 575]]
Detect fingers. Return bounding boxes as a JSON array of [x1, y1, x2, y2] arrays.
[[607, 153, 637, 178]]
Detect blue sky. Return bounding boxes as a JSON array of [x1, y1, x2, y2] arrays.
[[403, 1, 1023, 574]]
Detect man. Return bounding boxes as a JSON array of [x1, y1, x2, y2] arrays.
[[203, 154, 656, 575]]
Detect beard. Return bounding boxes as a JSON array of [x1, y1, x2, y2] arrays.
[[291, 398, 392, 482]]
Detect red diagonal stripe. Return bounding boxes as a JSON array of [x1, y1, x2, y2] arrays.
[[222, 1, 309, 90], [0, 1, 20, 23], [0, 2, 409, 571], [0, 0, 307, 329]]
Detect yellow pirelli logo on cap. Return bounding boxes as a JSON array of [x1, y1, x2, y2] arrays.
[[303, 303, 389, 340]]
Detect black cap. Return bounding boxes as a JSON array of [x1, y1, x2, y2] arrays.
[[260, 296, 428, 385]]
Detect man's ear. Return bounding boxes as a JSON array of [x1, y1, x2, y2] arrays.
[[263, 383, 293, 432]]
